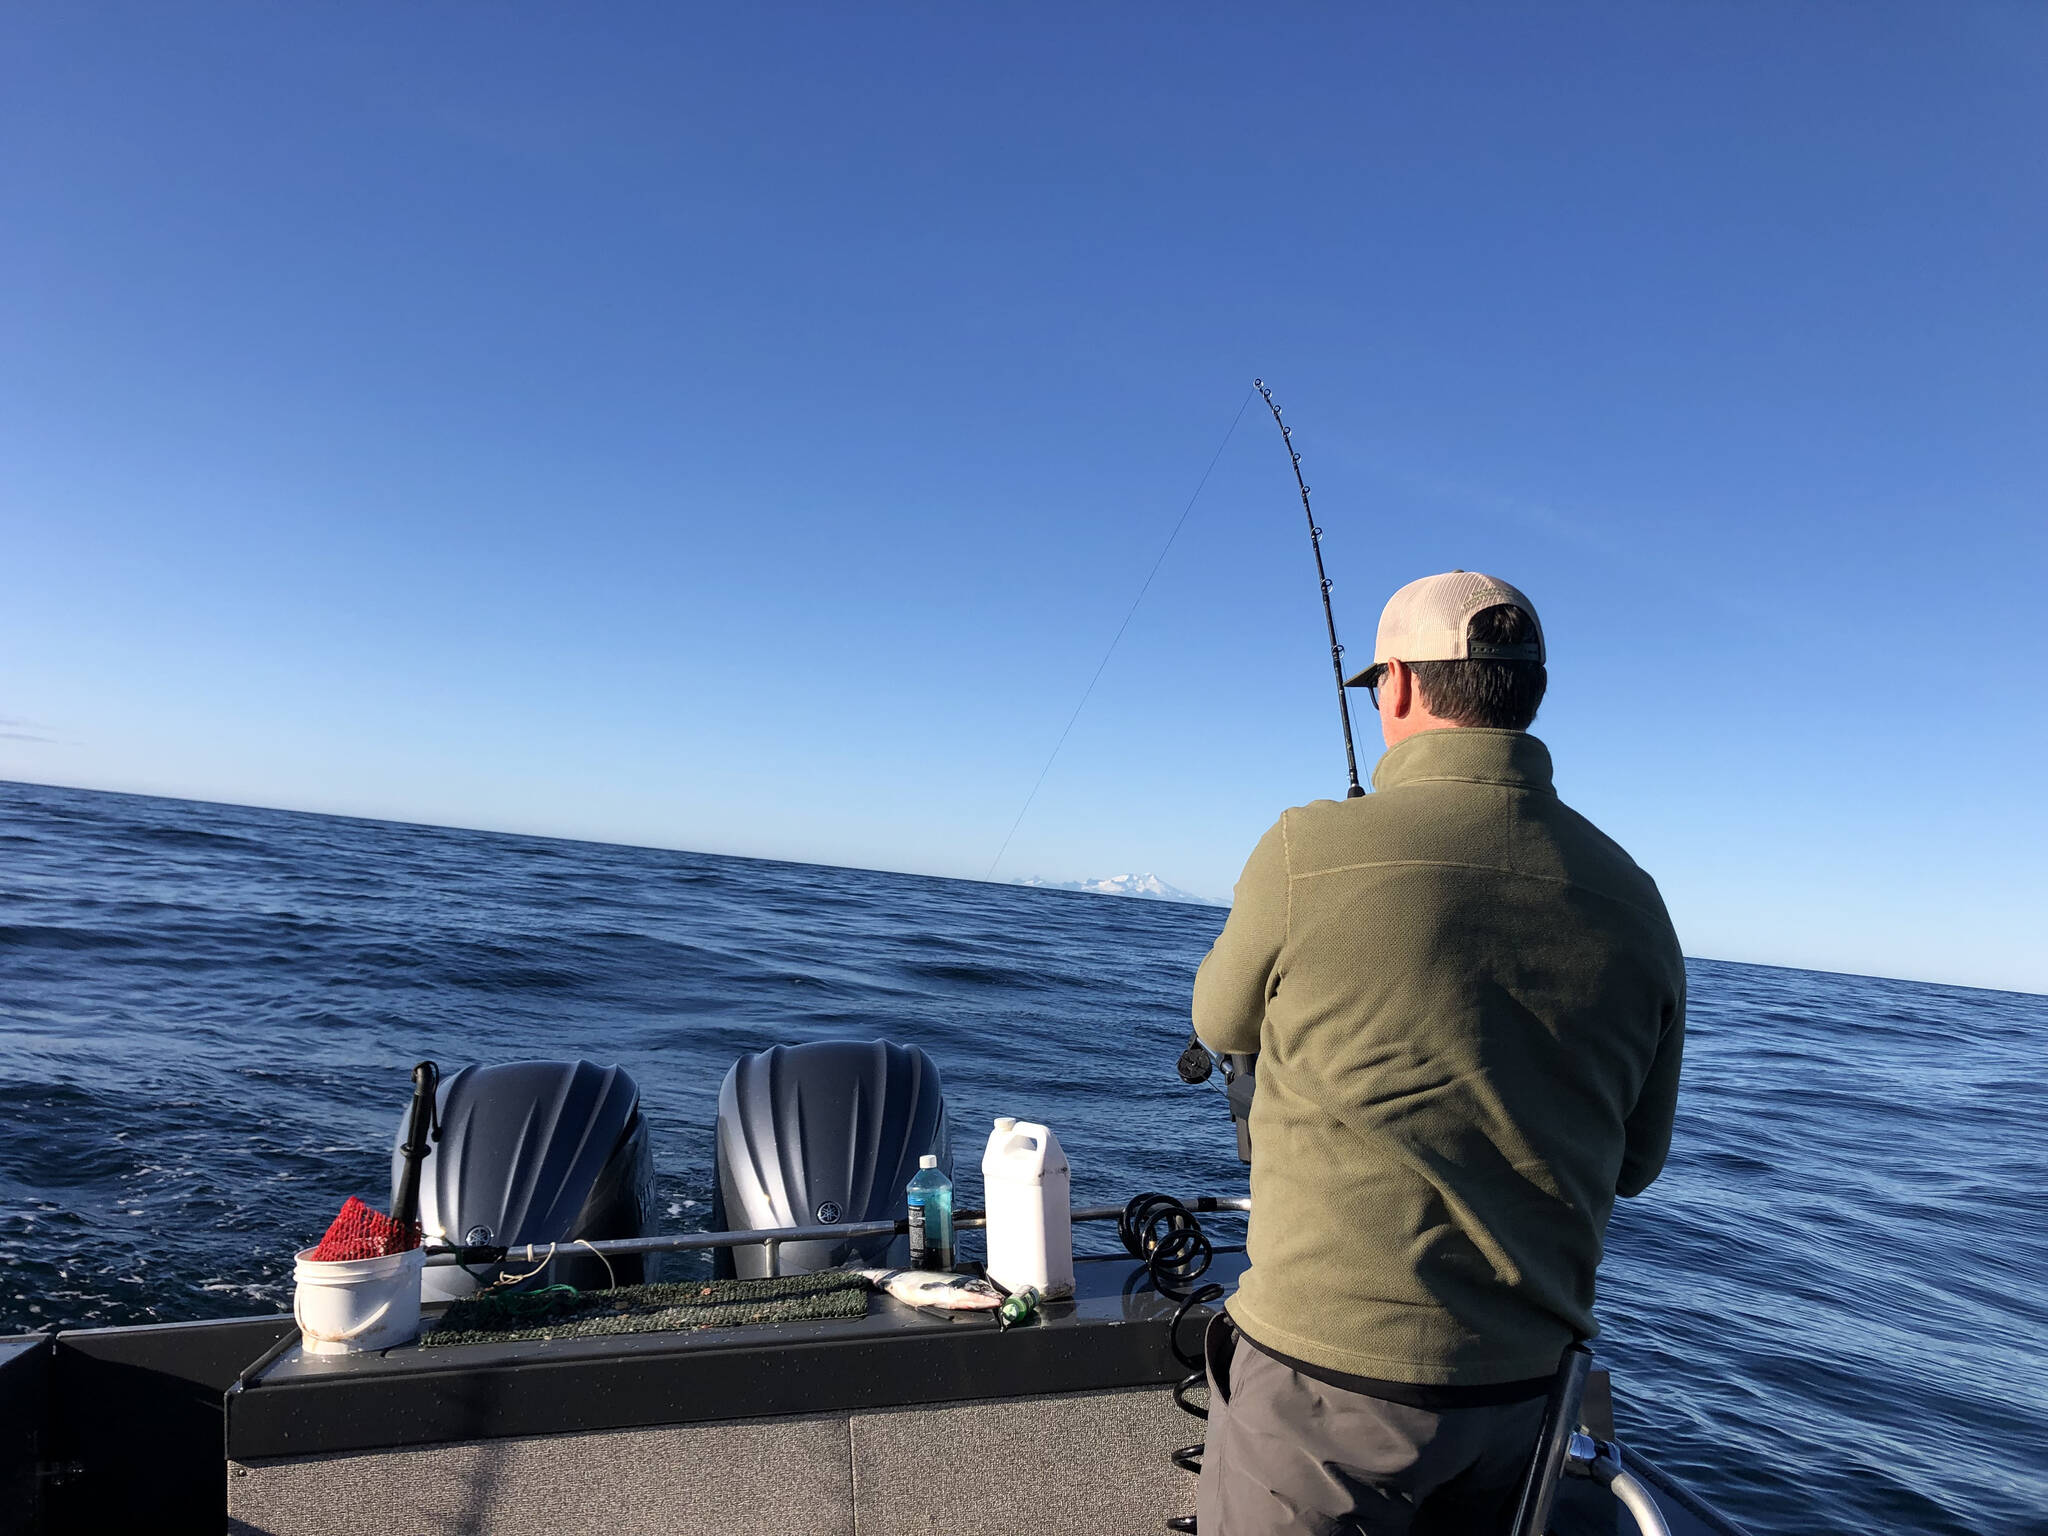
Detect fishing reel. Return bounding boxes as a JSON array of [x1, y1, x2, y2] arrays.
[[1173, 1032, 1256, 1165]]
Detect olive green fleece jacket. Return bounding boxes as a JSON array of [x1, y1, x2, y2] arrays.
[[1194, 728, 1684, 1387]]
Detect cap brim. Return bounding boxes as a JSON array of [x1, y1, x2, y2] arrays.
[[1343, 661, 1386, 690]]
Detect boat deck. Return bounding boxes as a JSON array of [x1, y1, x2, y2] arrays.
[[227, 1253, 1228, 1533], [4, 1252, 1745, 1535]]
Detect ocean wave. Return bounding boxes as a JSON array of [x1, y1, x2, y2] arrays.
[[0, 922, 150, 952]]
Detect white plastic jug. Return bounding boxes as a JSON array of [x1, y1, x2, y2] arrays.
[[293, 1245, 424, 1355], [981, 1117, 1074, 1300]]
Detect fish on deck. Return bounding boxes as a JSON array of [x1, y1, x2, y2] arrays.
[[855, 1268, 1004, 1311]]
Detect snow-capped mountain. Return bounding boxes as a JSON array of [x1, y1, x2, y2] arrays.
[[1013, 873, 1221, 906]]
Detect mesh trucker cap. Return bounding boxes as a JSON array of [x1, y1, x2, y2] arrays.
[[1342, 571, 1545, 690]]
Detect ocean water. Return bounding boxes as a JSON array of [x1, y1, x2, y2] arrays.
[[1, 778, 2043, 1535]]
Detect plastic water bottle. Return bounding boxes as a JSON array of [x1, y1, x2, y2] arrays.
[[906, 1154, 954, 1270]]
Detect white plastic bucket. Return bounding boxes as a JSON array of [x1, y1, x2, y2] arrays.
[[293, 1246, 424, 1355], [981, 1117, 1074, 1300]]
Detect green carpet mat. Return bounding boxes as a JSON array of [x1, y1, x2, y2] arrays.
[[423, 1270, 871, 1348]]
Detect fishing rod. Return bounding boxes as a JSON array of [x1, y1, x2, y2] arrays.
[[1177, 380, 1369, 1094], [1255, 378, 1366, 799]]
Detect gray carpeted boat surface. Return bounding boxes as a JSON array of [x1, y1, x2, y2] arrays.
[[423, 1271, 870, 1347]]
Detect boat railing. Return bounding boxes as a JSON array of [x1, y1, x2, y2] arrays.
[[421, 1194, 1251, 1277]]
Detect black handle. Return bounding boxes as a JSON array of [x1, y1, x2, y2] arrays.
[[1508, 1341, 1595, 1536], [388, 1060, 440, 1235]]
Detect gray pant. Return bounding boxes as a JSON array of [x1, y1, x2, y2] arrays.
[[1196, 1319, 1547, 1536]]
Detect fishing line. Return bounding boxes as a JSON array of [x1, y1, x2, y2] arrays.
[[986, 386, 1257, 880]]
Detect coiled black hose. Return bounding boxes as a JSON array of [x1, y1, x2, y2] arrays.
[[1119, 1194, 1227, 1534]]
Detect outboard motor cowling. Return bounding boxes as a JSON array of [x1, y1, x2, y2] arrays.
[[400, 1060, 654, 1303], [713, 1040, 949, 1277]]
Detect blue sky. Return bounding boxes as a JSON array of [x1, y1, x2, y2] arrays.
[[3, 5, 2043, 992]]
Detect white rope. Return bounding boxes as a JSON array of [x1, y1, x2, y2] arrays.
[[487, 1239, 618, 1291], [497, 1242, 558, 1286], [574, 1238, 618, 1290]]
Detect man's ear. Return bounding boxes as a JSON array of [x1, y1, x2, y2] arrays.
[[1384, 659, 1411, 718]]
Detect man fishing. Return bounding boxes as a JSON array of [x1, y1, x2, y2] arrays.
[[1192, 570, 1686, 1536]]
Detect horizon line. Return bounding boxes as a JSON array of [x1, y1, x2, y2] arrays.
[[2, 773, 2040, 1000]]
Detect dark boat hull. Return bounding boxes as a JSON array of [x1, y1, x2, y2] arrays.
[[2, 1254, 1747, 1536]]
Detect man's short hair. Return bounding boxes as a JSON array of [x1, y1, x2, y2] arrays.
[[1409, 605, 1547, 730]]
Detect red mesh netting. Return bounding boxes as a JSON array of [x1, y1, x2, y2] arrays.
[[308, 1195, 420, 1261]]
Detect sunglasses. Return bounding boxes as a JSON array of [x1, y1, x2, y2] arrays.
[[1360, 663, 1388, 711]]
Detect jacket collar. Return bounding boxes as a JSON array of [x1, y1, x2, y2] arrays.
[[1370, 729, 1555, 795]]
